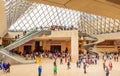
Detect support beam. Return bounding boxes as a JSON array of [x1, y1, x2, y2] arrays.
[[0, 0, 7, 37], [71, 30, 78, 62]]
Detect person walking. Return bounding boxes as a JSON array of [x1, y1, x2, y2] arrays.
[[108, 61, 112, 70], [60, 57, 63, 64], [6, 62, 11, 73], [116, 54, 119, 62], [78, 60, 81, 68], [103, 62, 106, 70], [38, 66, 42, 76], [53, 60, 56, 66], [94, 58, 97, 65], [105, 67, 109, 76], [76, 60, 79, 68], [83, 62, 87, 74], [2, 62, 7, 72], [65, 57, 67, 63], [67, 61, 70, 69], [53, 65, 57, 75]]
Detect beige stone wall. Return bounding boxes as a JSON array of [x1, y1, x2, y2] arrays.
[[4, 32, 23, 38], [0, 0, 7, 37], [15, 40, 71, 53], [35, 30, 77, 39], [94, 45, 118, 53], [15, 41, 35, 54], [42, 40, 71, 52]]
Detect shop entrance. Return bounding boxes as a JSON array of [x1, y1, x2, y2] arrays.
[[50, 45, 61, 53]]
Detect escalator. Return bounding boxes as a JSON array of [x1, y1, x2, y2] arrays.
[[4, 30, 51, 51], [0, 49, 36, 64], [0, 30, 51, 64]]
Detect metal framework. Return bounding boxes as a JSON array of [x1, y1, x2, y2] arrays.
[[79, 12, 120, 35], [3, 0, 32, 28], [3, 0, 120, 35]]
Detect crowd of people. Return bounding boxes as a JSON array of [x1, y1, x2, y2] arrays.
[[48, 51, 119, 76], [1, 50, 119, 76], [50, 52, 99, 75], [102, 52, 119, 76]]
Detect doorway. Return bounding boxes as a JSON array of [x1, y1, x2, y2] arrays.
[[50, 45, 61, 53], [24, 45, 31, 54]]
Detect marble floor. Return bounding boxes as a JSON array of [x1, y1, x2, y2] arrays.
[[0, 58, 120, 76]]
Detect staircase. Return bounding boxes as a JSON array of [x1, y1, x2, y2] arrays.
[[79, 31, 97, 40], [0, 30, 51, 64], [79, 31, 105, 54]]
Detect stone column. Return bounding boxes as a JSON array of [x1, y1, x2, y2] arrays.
[[71, 30, 79, 62], [82, 37, 87, 54]]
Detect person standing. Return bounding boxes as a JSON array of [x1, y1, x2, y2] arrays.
[[38, 66, 42, 76]]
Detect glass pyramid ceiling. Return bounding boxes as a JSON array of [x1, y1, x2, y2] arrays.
[[8, 2, 80, 31], [79, 13, 120, 34], [4, 0, 32, 28], [4, 0, 120, 35]]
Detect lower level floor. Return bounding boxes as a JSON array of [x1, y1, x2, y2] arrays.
[[0, 58, 120, 76]]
